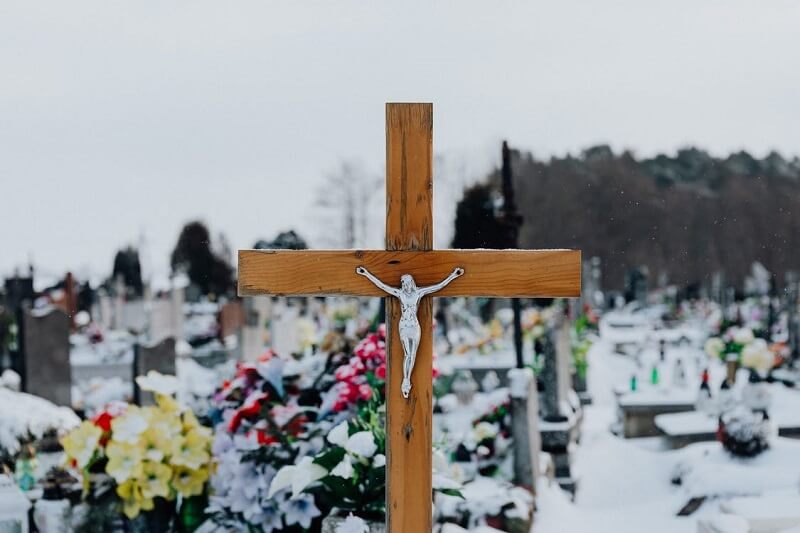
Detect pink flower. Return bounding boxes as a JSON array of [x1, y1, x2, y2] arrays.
[[358, 384, 372, 400]]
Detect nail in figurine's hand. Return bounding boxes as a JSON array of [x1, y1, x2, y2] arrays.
[[356, 266, 367, 275], [454, 267, 464, 276]]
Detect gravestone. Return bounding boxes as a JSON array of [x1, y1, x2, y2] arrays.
[[19, 308, 71, 406], [271, 301, 300, 356], [509, 367, 541, 492], [133, 337, 177, 405], [148, 284, 185, 344], [539, 316, 580, 496], [241, 296, 269, 360], [95, 290, 114, 330]]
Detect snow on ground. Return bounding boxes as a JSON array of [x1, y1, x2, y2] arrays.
[[534, 338, 800, 533]]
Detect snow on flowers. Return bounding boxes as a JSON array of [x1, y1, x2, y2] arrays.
[[60, 375, 212, 520]]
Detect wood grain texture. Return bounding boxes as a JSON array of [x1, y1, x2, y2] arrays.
[[386, 103, 433, 252], [238, 249, 581, 298], [385, 103, 433, 533]]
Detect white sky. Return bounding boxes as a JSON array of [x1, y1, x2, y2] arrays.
[[2, 1, 799, 287]]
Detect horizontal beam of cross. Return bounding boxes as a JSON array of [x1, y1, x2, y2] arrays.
[[238, 249, 581, 298]]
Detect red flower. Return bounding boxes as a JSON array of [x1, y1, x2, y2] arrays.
[[92, 411, 113, 432], [228, 392, 269, 433], [375, 364, 387, 380], [253, 430, 278, 445]]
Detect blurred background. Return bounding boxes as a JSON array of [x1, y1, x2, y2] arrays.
[[2, 2, 800, 532]]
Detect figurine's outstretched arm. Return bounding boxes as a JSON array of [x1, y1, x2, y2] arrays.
[[418, 267, 464, 297], [356, 266, 400, 297]]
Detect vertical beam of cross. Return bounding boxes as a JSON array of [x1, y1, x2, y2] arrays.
[[385, 103, 433, 532]]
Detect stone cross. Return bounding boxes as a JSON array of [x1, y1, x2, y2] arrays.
[[238, 103, 581, 532]]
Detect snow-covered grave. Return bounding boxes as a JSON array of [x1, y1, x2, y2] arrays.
[[656, 382, 800, 449], [534, 329, 800, 533], [0, 382, 79, 458]]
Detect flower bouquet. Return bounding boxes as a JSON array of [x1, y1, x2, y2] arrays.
[[61, 373, 212, 532]]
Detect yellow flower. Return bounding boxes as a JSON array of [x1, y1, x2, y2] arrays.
[[139, 461, 172, 500], [106, 441, 143, 483], [169, 430, 210, 470], [139, 429, 169, 462], [155, 393, 180, 412], [117, 480, 154, 519], [172, 467, 208, 497], [145, 408, 182, 441], [61, 421, 102, 469], [181, 410, 200, 431], [181, 411, 212, 441]]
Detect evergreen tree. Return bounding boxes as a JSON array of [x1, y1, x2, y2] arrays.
[[170, 221, 234, 297]]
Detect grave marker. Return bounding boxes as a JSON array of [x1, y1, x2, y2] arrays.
[[238, 103, 581, 531], [19, 308, 71, 406], [133, 337, 177, 405]]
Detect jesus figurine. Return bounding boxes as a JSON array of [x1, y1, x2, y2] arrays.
[[356, 266, 464, 398]]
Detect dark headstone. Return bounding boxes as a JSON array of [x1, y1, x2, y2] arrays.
[[539, 330, 565, 422], [133, 337, 177, 405], [20, 308, 71, 406]]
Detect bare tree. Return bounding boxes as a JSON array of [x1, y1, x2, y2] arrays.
[[313, 161, 381, 248]]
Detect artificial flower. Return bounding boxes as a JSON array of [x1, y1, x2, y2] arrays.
[[139, 461, 172, 499], [327, 421, 349, 446], [373, 453, 386, 468], [473, 422, 498, 442], [106, 441, 144, 483], [61, 421, 102, 469], [117, 479, 154, 519], [139, 428, 168, 462], [345, 431, 377, 459], [281, 493, 321, 529], [172, 467, 208, 497], [742, 338, 774, 373], [170, 430, 211, 470], [330, 454, 354, 479], [704, 337, 724, 358], [268, 457, 327, 498], [111, 406, 149, 444]]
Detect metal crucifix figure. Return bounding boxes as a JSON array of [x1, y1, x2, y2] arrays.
[[356, 266, 464, 398]]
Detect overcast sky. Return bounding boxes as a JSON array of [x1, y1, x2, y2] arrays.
[[2, 1, 799, 287]]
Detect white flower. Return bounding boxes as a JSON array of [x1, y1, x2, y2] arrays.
[[432, 449, 449, 473], [473, 421, 498, 442], [345, 431, 377, 458], [741, 339, 773, 373], [135, 371, 179, 396], [268, 456, 327, 498], [110, 406, 148, 443], [373, 453, 386, 467], [328, 421, 350, 447], [432, 473, 462, 490], [331, 454, 354, 479], [336, 514, 369, 533], [704, 337, 724, 358], [732, 327, 755, 345], [282, 493, 322, 529]]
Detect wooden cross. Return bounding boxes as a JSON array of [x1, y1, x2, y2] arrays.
[[238, 103, 581, 532]]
